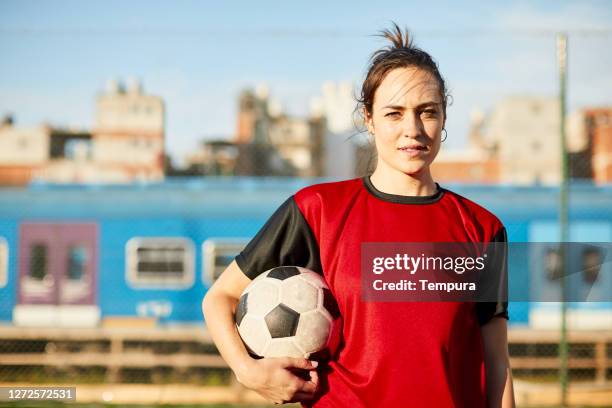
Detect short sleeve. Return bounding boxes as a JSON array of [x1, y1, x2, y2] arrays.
[[235, 196, 322, 280], [475, 226, 509, 326]]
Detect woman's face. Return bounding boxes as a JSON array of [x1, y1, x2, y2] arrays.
[[365, 66, 445, 177]]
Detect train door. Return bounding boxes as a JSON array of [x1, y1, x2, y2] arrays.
[[14, 222, 99, 327]]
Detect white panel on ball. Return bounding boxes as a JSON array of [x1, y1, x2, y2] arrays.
[[279, 276, 319, 313], [238, 314, 271, 356], [264, 337, 306, 358], [298, 270, 328, 289], [294, 309, 331, 354], [247, 279, 281, 317]]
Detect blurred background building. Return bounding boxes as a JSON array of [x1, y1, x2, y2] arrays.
[[2, 85, 611, 186], [583, 108, 612, 183], [92, 78, 165, 182], [0, 78, 164, 185], [431, 97, 612, 186], [184, 82, 362, 178]]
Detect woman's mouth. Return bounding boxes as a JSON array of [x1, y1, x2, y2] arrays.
[[397, 145, 427, 156]]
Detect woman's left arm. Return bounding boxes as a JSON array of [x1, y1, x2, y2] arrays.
[[481, 317, 516, 408]]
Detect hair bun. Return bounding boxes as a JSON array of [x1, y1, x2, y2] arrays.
[[379, 22, 412, 50]]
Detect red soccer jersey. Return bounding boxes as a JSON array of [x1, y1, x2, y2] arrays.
[[236, 177, 508, 407]]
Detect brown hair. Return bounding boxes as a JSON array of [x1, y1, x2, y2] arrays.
[[358, 23, 449, 123]]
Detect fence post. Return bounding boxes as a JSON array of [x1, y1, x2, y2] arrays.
[[594, 340, 606, 384]]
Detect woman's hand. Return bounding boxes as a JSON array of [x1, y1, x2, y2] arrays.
[[235, 357, 319, 404]]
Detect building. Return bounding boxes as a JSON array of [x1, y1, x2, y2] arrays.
[[92, 78, 165, 182], [583, 108, 612, 184], [0, 116, 49, 185], [431, 97, 605, 186], [266, 113, 325, 177], [0, 117, 100, 185], [184, 140, 239, 176], [431, 109, 499, 184], [0, 79, 165, 185], [39, 127, 96, 183], [317, 81, 361, 179], [431, 149, 500, 184], [488, 96, 561, 185], [232, 85, 325, 177], [206, 82, 358, 178]]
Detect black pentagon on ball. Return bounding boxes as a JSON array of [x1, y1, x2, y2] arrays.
[[265, 304, 300, 338], [322, 288, 341, 320], [235, 292, 248, 327], [267, 266, 301, 280]]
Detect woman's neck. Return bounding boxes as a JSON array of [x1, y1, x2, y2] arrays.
[[369, 166, 437, 197]]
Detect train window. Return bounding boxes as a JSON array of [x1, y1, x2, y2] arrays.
[[67, 245, 88, 281], [126, 237, 195, 289], [0, 237, 7, 288], [202, 239, 249, 285], [29, 243, 48, 280], [544, 247, 562, 281], [582, 246, 602, 284]]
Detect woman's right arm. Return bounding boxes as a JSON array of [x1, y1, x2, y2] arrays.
[[201, 260, 319, 404]]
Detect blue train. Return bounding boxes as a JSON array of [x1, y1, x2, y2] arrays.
[[0, 177, 610, 328]]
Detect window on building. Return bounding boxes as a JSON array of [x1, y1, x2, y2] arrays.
[[202, 239, 249, 285], [0, 238, 7, 288], [126, 238, 194, 288]]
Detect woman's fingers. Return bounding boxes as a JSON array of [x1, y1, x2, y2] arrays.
[[288, 391, 318, 402], [282, 357, 318, 370], [299, 377, 317, 394], [309, 368, 319, 384], [251, 357, 321, 404]]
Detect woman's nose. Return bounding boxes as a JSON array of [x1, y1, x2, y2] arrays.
[[401, 112, 422, 137]]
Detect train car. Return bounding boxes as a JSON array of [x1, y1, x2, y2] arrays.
[[0, 177, 610, 328]]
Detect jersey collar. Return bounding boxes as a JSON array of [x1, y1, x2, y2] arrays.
[[361, 176, 445, 204]]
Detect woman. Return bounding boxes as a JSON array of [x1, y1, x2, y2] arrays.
[[202, 23, 515, 407]]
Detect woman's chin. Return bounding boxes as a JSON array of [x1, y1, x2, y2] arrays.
[[377, 157, 432, 178], [397, 162, 430, 176]]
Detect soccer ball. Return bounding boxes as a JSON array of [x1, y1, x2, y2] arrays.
[[235, 266, 342, 359]]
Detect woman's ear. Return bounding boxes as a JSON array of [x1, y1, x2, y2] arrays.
[[363, 107, 374, 134]]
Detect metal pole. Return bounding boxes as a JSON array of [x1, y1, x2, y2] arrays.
[[557, 32, 569, 407]]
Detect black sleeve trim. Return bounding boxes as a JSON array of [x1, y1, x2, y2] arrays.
[[476, 226, 509, 326], [235, 196, 322, 280]]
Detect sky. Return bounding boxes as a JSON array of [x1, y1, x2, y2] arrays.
[[1, 0, 611, 166]]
